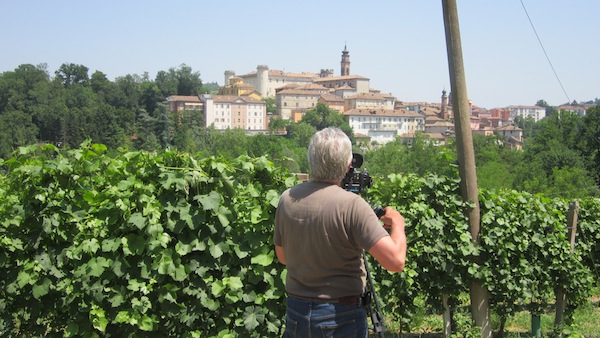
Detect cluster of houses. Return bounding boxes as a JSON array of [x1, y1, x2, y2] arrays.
[[166, 46, 589, 149]]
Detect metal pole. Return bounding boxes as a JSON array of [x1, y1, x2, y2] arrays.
[[441, 1, 491, 337]]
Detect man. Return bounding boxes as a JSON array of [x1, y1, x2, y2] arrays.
[[274, 127, 407, 337]]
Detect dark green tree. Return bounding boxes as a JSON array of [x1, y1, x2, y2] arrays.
[[473, 134, 522, 190], [268, 116, 288, 132], [578, 105, 600, 185], [113, 74, 142, 110], [536, 99, 552, 116], [133, 109, 160, 151], [155, 64, 202, 98], [286, 122, 316, 149], [513, 115, 536, 138], [0, 63, 49, 112], [365, 132, 457, 179], [262, 97, 276, 114], [300, 103, 353, 141], [523, 110, 586, 177], [139, 80, 162, 114], [155, 103, 173, 148], [54, 63, 89, 87], [0, 110, 39, 158]]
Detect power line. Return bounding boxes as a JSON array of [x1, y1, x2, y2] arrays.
[[520, 0, 571, 104]]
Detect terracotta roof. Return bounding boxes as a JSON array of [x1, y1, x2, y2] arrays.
[[295, 83, 329, 91], [276, 89, 323, 96], [166, 95, 200, 102], [346, 92, 389, 100], [507, 105, 544, 109], [425, 115, 445, 122], [211, 95, 264, 104], [334, 85, 355, 91], [313, 74, 369, 82], [426, 121, 454, 127], [319, 93, 344, 103], [343, 108, 423, 118], [239, 69, 318, 79], [495, 125, 522, 131]]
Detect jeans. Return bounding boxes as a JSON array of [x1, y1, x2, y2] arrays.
[[283, 296, 368, 338]]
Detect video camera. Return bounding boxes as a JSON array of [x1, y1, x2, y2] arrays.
[[341, 153, 373, 194]]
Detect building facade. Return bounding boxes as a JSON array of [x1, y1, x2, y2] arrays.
[[495, 125, 523, 149], [276, 88, 326, 121], [343, 108, 425, 144], [225, 66, 319, 98], [344, 92, 395, 111], [166, 95, 203, 112], [507, 105, 546, 123], [201, 94, 266, 130]]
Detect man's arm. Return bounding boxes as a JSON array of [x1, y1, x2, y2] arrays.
[[367, 207, 406, 272], [275, 245, 286, 265]]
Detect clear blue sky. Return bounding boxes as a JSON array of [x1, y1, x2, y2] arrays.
[[2, 1, 598, 109]]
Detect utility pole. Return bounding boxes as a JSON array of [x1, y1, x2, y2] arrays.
[[441, 1, 491, 337]]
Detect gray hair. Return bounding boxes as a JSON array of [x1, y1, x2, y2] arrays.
[[307, 128, 353, 181]]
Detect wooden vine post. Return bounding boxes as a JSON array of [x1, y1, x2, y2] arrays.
[[442, 1, 492, 337]]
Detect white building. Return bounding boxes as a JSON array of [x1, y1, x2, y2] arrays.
[[344, 108, 425, 144], [225, 66, 319, 98], [507, 105, 546, 123], [345, 92, 396, 111], [201, 94, 266, 130]]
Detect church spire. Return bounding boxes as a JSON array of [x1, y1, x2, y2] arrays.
[[341, 44, 350, 76]]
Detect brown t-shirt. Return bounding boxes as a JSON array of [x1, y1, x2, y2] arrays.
[[274, 181, 389, 299]]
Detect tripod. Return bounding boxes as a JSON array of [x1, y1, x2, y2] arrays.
[[363, 207, 387, 337]]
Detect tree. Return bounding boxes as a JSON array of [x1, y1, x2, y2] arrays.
[[579, 105, 600, 185], [513, 115, 536, 138], [536, 99, 552, 115], [286, 122, 316, 149], [300, 103, 353, 141], [0, 110, 39, 158], [174, 64, 202, 96], [0, 63, 49, 112], [547, 166, 599, 198], [90, 70, 110, 93], [113, 74, 142, 110], [268, 117, 288, 132], [365, 133, 458, 179], [133, 109, 160, 151], [263, 97, 276, 114], [523, 110, 586, 176], [54, 63, 89, 87], [139, 80, 162, 114], [155, 64, 203, 98], [155, 103, 173, 148]]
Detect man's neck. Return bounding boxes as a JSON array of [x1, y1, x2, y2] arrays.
[[310, 179, 341, 186]]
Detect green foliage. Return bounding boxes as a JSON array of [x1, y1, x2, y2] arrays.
[[1, 143, 600, 336], [262, 97, 276, 114], [579, 106, 600, 184], [0, 142, 297, 337], [365, 133, 459, 179], [364, 173, 599, 334], [300, 103, 353, 141]]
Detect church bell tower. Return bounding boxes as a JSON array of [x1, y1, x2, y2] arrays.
[[340, 44, 350, 76]]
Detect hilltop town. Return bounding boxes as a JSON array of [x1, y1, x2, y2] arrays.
[[166, 46, 592, 148]]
